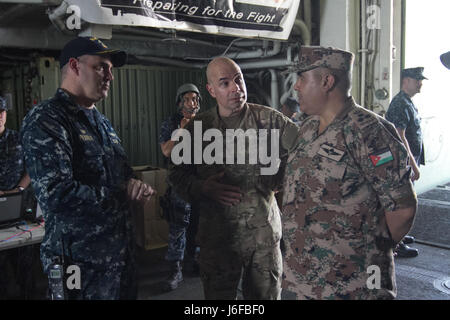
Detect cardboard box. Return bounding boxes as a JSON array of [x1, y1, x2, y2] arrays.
[[132, 166, 169, 250]]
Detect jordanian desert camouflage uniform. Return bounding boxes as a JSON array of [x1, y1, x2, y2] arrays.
[[20, 89, 136, 299], [282, 46, 417, 300], [169, 103, 301, 299]]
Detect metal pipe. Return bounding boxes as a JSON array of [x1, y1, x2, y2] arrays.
[[293, 19, 311, 45], [360, 0, 367, 106], [303, 0, 312, 33], [239, 45, 294, 70], [221, 40, 281, 60], [134, 55, 205, 69], [269, 69, 279, 109], [117, 27, 235, 51]]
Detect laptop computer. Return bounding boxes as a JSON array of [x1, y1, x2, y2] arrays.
[[0, 192, 23, 227]]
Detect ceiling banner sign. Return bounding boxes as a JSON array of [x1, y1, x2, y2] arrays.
[[65, 0, 301, 40]]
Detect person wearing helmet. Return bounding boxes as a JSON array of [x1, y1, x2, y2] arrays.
[[159, 83, 201, 291]]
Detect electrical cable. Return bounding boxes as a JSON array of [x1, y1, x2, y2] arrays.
[[0, 221, 44, 243]]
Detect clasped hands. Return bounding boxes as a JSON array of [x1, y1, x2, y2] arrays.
[[201, 172, 243, 207]]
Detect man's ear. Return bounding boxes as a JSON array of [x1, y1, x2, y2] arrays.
[[323, 73, 337, 92], [67, 58, 80, 75], [206, 83, 216, 98]]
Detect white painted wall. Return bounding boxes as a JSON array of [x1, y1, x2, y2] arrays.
[[404, 0, 450, 194]]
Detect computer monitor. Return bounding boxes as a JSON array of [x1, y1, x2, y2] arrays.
[[0, 192, 23, 227]]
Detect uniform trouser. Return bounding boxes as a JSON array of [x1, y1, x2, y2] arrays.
[[166, 223, 187, 262], [166, 209, 198, 262], [199, 243, 282, 300]]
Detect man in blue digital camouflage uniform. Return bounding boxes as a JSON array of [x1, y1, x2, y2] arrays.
[[0, 96, 31, 196], [159, 83, 201, 291], [20, 37, 155, 300], [441, 51, 450, 69], [385, 67, 427, 258], [0, 96, 32, 299]]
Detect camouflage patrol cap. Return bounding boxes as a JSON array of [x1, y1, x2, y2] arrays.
[[440, 51, 450, 70], [0, 96, 9, 111], [401, 67, 428, 80], [292, 46, 355, 74]]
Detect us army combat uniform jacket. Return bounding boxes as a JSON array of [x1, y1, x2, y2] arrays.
[[169, 103, 301, 251], [168, 103, 301, 299], [282, 97, 417, 300]]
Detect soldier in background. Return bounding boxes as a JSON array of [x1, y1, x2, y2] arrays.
[[20, 37, 155, 300], [282, 46, 417, 299], [159, 83, 201, 291], [385, 67, 427, 258], [440, 51, 450, 69], [168, 57, 301, 299], [0, 96, 32, 299], [0, 96, 31, 196]]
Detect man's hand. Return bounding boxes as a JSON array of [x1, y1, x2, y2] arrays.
[[411, 162, 420, 181], [180, 117, 191, 129], [385, 206, 417, 244], [201, 172, 242, 206], [127, 178, 156, 204]]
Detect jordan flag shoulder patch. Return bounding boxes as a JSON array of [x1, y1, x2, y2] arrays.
[[370, 149, 394, 167]]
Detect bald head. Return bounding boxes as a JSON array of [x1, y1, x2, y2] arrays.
[[206, 57, 247, 117], [207, 57, 238, 82]]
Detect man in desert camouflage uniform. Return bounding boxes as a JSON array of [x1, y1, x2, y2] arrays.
[[168, 57, 301, 299], [282, 46, 418, 299], [20, 37, 155, 300]]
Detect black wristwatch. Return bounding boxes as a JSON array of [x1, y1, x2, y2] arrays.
[[17, 186, 25, 192]]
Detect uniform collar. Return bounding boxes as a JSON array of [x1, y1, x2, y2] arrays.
[[0, 127, 10, 141], [215, 103, 248, 129], [334, 96, 357, 121], [400, 90, 413, 102], [55, 88, 98, 116]]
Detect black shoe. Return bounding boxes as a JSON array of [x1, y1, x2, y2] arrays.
[[403, 235, 415, 244], [395, 241, 419, 258], [164, 261, 183, 291]]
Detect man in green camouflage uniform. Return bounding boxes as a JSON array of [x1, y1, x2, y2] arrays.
[[168, 57, 301, 299], [282, 46, 418, 299]]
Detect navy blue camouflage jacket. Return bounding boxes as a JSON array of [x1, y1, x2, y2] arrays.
[[20, 88, 134, 273], [386, 90, 425, 165], [0, 128, 25, 191]]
